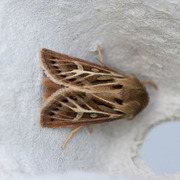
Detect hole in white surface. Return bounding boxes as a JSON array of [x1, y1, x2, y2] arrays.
[[141, 121, 180, 176]]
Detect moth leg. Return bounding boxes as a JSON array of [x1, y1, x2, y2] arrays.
[[88, 125, 92, 133], [97, 45, 106, 66], [141, 80, 158, 90], [62, 126, 83, 149], [97, 45, 120, 73]]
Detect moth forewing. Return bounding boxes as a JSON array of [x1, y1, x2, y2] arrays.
[[39, 47, 151, 148], [39, 48, 126, 89]]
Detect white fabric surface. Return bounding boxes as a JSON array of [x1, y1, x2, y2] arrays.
[[14, 172, 129, 180], [0, 1, 180, 180]]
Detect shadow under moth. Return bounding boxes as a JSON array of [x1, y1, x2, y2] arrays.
[[39, 46, 157, 149]]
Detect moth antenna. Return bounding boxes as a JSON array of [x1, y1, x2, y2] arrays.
[[97, 45, 120, 73], [62, 126, 83, 149], [141, 80, 158, 90], [97, 45, 106, 66]]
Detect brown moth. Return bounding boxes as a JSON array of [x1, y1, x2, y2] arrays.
[[39, 46, 156, 148]]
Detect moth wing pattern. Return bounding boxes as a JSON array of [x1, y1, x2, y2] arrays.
[[39, 48, 127, 90], [40, 87, 126, 128], [39, 48, 149, 128]]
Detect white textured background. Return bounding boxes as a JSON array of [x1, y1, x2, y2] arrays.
[[0, 1, 180, 180]]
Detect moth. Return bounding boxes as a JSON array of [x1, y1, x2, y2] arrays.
[[39, 46, 157, 149]]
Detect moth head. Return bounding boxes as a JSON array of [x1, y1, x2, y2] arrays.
[[122, 92, 149, 120], [120, 75, 149, 119], [130, 75, 149, 109], [130, 87, 149, 118]]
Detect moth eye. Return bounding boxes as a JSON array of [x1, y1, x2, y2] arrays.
[[112, 84, 123, 89], [62, 98, 68, 103], [49, 112, 55, 116], [68, 78, 76, 81], [115, 98, 123, 105], [70, 96, 77, 101]]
